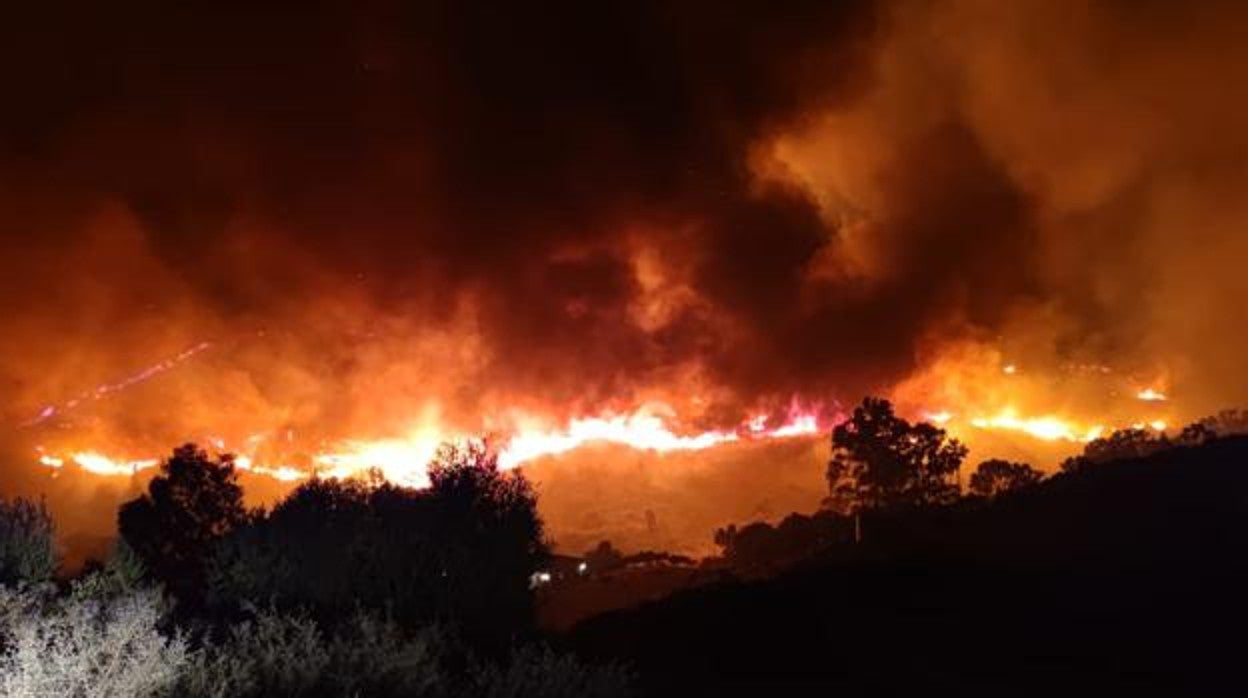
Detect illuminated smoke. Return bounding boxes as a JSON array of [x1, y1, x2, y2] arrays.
[[0, 2, 1245, 555], [20, 343, 212, 427]]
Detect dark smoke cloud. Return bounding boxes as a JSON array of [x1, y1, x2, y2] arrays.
[[0, 0, 884, 432]]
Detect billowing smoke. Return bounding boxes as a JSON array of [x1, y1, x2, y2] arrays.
[[2, 1, 1246, 554]]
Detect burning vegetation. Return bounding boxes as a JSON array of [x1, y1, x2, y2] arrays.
[[0, 0, 1247, 690]]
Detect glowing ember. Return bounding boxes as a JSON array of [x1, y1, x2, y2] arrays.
[[1002, 364, 1018, 375], [1136, 388, 1168, 402]]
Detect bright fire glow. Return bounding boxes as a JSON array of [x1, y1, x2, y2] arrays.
[[49, 452, 161, 477], [32, 404, 826, 485], [969, 409, 1105, 442], [1130, 420, 1169, 432], [498, 411, 740, 469], [924, 410, 953, 425], [313, 433, 445, 486], [1136, 388, 1167, 402], [233, 456, 306, 483]]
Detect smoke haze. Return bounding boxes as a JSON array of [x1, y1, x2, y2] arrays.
[[2, 0, 1246, 554]]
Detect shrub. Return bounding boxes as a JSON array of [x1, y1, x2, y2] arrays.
[[470, 644, 634, 698], [71, 541, 147, 601], [0, 497, 58, 585], [178, 608, 449, 698], [178, 610, 327, 698], [0, 582, 187, 697]]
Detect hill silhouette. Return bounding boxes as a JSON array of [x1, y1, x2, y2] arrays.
[[566, 435, 1248, 694]]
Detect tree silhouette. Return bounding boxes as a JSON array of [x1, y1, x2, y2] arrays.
[[209, 440, 547, 649], [118, 444, 248, 605], [714, 510, 851, 573], [426, 441, 548, 645], [1177, 421, 1217, 446], [968, 459, 1042, 498], [825, 397, 967, 513], [1061, 427, 1168, 473]]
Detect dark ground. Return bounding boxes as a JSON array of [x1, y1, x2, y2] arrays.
[[562, 437, 1248, 694]]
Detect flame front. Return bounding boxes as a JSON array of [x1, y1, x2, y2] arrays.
[[32, 404, 826, 486], [968, 409, 1105, 443], [26, 342, 1182, 484]]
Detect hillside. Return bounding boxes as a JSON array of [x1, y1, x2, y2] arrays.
[[566, 436, 1248, 694]]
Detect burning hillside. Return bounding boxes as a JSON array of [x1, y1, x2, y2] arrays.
[[1, 1, 1246, 555]]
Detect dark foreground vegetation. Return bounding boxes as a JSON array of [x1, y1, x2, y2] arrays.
[[0, 442, 630, 697], [568, 406, 1248, 695], [0, 398, 1246, 695]]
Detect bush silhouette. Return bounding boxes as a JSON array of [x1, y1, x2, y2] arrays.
[[210, 440, 548, 648], [0, 497, 57, 585]]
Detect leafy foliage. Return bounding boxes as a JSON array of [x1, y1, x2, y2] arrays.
[[968, 459, 1043, 498], [71, 541, 148, 601], [470, 644, 633, 698], [0, 581, 187, 697], [119, 444, 249, 605], [826, 397, 967, 512], [179, 608, 450, 698], [0, 497, 57, 585]]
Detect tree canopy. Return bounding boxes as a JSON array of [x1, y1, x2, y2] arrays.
[[209, 440, 548, 648], [968, 459, 1043, 498], [825, 397, 967, 513], [118, 444, 248, 605]]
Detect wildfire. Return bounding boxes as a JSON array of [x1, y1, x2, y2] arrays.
[[21, 342, 213, 428], [968, 409, 1105, 442], [31, 404, 826, 486], [24, 342, 1180, 486], [37, 450, 159, 477], [1136, 388, 1168, 402], [498, 411, 740, 469], [233, 456, 306, 483]]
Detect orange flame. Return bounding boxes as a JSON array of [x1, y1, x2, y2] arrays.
[[32, 403, 825, 486]]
